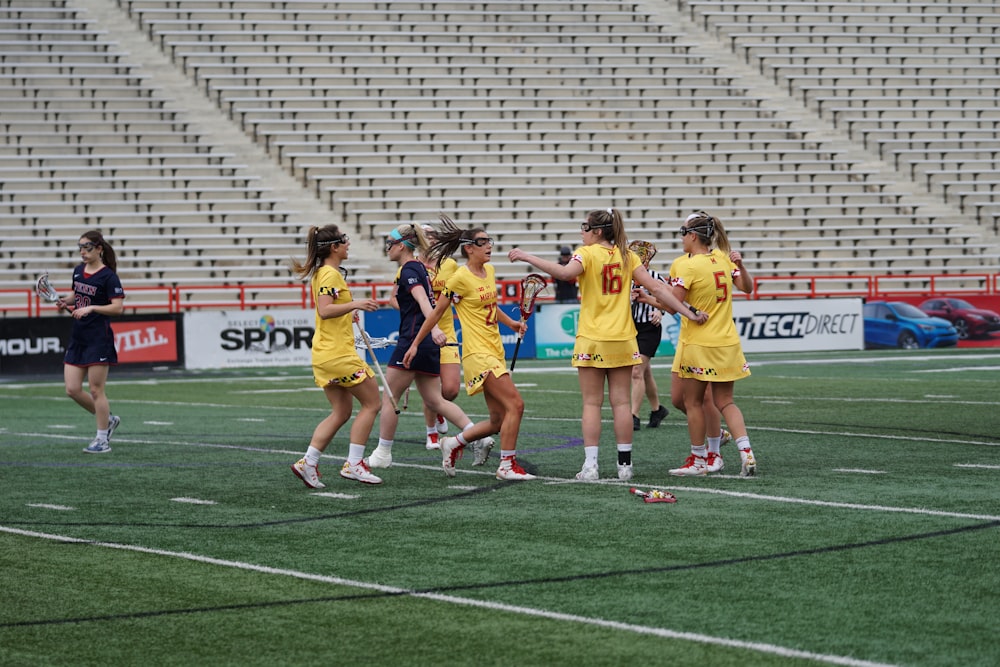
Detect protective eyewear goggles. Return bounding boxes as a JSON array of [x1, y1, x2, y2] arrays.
[[678, 224, 712, 237], [318, 234, 349, 247]]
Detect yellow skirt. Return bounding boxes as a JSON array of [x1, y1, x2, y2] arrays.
[[572, 336, 641, 369], [313, 353, 374, 388], [672, 340, 750, 382], [462, 352, 509, 396], [440, 343, 461, 365]]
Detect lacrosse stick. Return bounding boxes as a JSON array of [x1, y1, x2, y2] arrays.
[[35, 272, 61, 303], [628, 239, 658, 266], [402, 386, 410, 411], [354, 322, 400, 414], [510, 273, 547, 372], [353, 334, 393, 350], [629, 487, 677, 504]]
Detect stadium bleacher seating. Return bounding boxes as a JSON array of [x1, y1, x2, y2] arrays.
[[0, 0, 996, 306]]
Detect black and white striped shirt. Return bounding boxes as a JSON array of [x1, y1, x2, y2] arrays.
[[631, 268, 665, 324]]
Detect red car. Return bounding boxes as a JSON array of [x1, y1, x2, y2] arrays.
[[918, 298, 1000, 339]]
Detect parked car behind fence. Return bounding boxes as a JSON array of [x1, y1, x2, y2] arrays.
[[918, 298, 1000, 340], [863, 301, 959, 349]]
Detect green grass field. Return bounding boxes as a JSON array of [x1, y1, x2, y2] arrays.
[[2, 349, 999, 666]]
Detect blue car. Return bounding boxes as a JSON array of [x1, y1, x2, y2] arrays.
[[863, 301, 959, 349]]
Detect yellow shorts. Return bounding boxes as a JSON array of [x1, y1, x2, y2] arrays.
[[572, 336, 641, 368], [672, 340, 750, 382], [461, 352, 508, 396], [313, 354, 374, 388], [440, 343, 461, 365]]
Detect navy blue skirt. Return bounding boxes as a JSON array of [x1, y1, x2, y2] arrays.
[[64, 336, 118, 367], [389, 338, 440, 375]]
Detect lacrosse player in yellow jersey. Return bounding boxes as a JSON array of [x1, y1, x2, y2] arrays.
[[419, 223, 474, 451], [404, 217, 535, 481], [509, 208, 707, 482], [365, 223, 481, 471], [288, 225, 384, 488], [664, 211, 757, 478]]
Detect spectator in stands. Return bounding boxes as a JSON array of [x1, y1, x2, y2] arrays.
[[628, 241, 669, 432], [403, 216, 535, 481], [289, 225, 384, 487], [59, 230, 125, 454], [508, 208, 706, 482], [553, 246, 579, 303], [366, 223, 488, 470], [658, 211, 756, 477]]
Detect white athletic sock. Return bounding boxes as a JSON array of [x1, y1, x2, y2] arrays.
[[707, 436, 721, 454], [584, 445, 599, 467], [305, 446, 322, 467], [736, 436, 751, 452], [692, 444, 708, 459], [378, 438, 394, 451], [347, 443, 366, 464]]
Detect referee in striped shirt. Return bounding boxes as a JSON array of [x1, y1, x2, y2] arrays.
[[630, 263, 669, 430]]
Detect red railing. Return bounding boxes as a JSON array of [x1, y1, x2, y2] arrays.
[[3, 274, 998, 317]]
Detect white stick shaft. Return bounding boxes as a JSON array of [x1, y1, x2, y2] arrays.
[[356, 323, 399, 414]]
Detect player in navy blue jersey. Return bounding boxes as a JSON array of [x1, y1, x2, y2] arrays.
[[366, 223, 485, 471], [56, 230, 125, 453]]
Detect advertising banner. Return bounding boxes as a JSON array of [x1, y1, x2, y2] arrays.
[[0, 317, 66, 375], [184, 309, 319, 369], [183, 305, 536, 371], [1, 314, 183, 375], [533, 303, 681, 359], [532, 298, 863, 356], [114, 319, 180, 364], [733, 298, 863, 353]]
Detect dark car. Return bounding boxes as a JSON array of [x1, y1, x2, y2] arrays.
[[918, 297, 1000, 339], [863, 301, 959, 349]]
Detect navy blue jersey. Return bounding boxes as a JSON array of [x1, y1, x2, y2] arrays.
[[396, 260, 437, 347], [63, 264, 124, 366]]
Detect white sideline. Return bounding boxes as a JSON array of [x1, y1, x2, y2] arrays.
[[0, 525, 897, 667], [5, 430, 999, 521]]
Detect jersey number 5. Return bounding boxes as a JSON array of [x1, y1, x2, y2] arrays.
[[713, 271, 729, 303]]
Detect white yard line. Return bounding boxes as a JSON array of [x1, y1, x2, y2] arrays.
[[0, 525, 898, 667]]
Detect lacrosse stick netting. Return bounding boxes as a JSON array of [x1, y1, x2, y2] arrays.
[[510, 273, 548, 372], [627, 240, 658, 266], [35, 272, 60, 303]]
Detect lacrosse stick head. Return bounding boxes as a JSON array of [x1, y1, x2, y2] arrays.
[[35, 272, 60, 303], [628, 240, 658, 267], [519, 273, 548, 320], [354, 334, 393, 350]]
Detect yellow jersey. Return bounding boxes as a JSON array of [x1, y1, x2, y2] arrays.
[[443, 263, 504, 359], [669, 248, 741, 347], [428, 257, 458, 342], [573, 244, 639, 342], [310, 265, 356, 358]]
